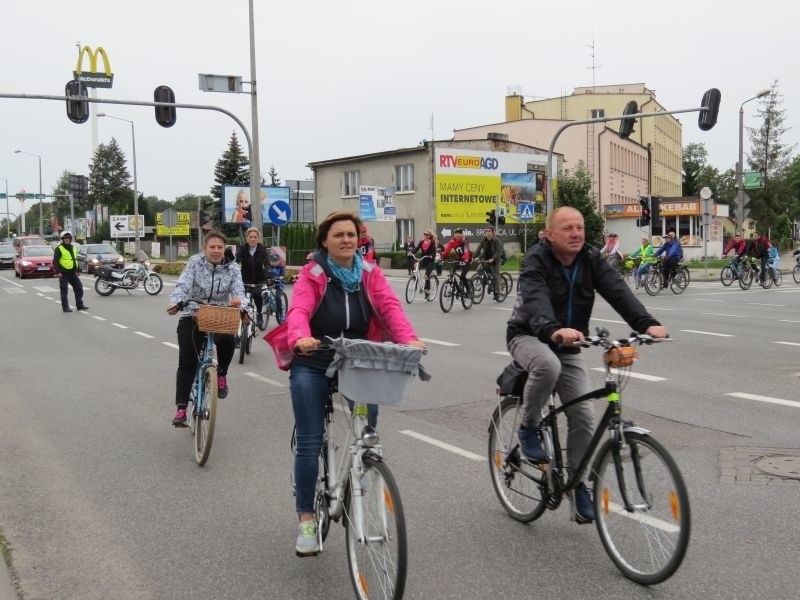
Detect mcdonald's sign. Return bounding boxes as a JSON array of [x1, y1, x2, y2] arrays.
[[73, 45, 114, 88]]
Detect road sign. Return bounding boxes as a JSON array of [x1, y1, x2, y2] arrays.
[[0, 193, 5, 199], [110, 215, 134, 237], [161, 208, 178, 228], [743, 172, 763, 189], [34, 194, 45, 200], [128, 215, 144, 234], [518, 202, 534, 221], [15, 193, 35, 200], [156, 211, 190, 236], [267, 200, 291, 226]]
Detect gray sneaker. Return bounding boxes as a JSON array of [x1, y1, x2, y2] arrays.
[[295, 520, 319, 557]]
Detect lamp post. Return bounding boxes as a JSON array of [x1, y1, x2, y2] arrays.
[[97, 113, 140, 253], [14, 150, 43, 236], [248, 0, 262, 233], [0, 177, 8, 237], [736, 89, 770, 231]]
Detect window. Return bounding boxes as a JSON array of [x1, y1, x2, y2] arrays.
[[590, 108, 605, 119], [342, 170, 360, 197], [395, 164, 414, 192], [396, 219, 414, 246]]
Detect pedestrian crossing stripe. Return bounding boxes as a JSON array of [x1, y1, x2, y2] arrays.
[[520, 205, 533, 219]]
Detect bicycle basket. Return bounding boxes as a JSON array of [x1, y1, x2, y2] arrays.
[[195, 305, 240, 334], [602, 345, 639, 368], [325, 338, 430, 406]]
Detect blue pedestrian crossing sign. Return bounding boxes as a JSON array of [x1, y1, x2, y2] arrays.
[[267, 200, 291, 226], [518, 202, 534, 221]]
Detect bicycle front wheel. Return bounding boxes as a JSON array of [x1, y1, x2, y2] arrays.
[[245, 322, 254, 354], [738, 267, 753, 290], [592, 432, 690, 585], [498, 273, 513, 302], [404, 276, 418, 304], [470, 273, 486, 304], [238, 321, 248, 364], [425, 275, 439, 301], [346, 456, 407, 600], [644, 271, 662, 296], [460, 279, 474, 310], [488, 395, 547, 522], [773, 268, 782, 287], [793, 264, 800, 284], [670, 270, 688, 295], [439, 281, 454, 313], [195, 365, 218, 466], [719, 266, 734, 286]]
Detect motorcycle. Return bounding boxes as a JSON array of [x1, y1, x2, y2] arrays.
[[94, 257, 164, 296]]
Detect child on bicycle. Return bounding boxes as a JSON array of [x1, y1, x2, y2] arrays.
[[508, 207, 668, 524], [267, 252, 286, 324]]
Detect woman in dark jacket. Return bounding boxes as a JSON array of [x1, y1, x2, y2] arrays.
[[235, 226, 270, 327]]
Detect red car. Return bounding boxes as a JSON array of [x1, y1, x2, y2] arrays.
[[14, 245, 56, 279]]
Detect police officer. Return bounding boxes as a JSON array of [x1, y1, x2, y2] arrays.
[[53, 231, 87, 313]]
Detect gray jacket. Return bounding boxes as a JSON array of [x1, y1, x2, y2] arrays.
[[170, 253, 247, 317]]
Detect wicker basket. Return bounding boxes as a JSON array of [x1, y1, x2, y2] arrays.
[[195, 305, 240, 334]]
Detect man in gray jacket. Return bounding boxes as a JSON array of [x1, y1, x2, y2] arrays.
[[507, 207, 668, 523]]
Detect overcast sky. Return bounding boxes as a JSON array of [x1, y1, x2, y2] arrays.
[[1, 0, 796, 221]]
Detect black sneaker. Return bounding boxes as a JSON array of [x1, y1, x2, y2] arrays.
[[573, 482, 595, 524], [76, 305, 89, 311], [517, 425, 548, 463]]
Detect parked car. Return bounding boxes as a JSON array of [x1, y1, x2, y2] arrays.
[[77, 243, 124, 274], [14, 245, 56, 278], [0, 244, 15, 269]]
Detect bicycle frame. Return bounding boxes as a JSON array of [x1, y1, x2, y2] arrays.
[[189, 332, 216, 423]]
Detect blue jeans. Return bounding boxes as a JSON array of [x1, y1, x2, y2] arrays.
[[289, 361, 378, 514]]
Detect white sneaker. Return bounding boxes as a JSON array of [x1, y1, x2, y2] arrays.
[[295, 520, 319, 557]]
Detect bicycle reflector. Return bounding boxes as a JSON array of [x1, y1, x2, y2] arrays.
[[603, 346, 639, 368]]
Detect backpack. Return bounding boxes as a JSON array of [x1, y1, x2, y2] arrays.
[[769, 245, 778, 259]]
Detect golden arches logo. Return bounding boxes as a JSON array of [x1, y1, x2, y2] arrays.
[[73, 45, 114, 89]]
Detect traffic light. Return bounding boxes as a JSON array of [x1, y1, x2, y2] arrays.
[[65, 80, 89, 124], [698, 88, 722, 131], [650, 195, 661, 222], [486, 209, 496, 225], [497, 207, 506, 226], [154, 85, 177, 128], [618, 100, 638, 140], [639, 197, 651, 226]]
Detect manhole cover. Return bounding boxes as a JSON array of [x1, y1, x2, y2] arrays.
[[753, 455, 800, 480]]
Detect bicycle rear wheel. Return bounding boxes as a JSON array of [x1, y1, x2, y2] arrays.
[[592, 432, 690, 585], [439, 281, 454, 313], [488, 395, 547, 522], [195, 365, 218, 466], [404, 276, 418, 304], [498, 273, 513, 301], [470, 273, 486, 304], [773, 268, 782, 287], [346, 456, 407, 600]]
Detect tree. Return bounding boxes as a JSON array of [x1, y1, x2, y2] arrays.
[[87, 137, 132, 216], [210, 132, 249, 229], [267, 165, 281, 186], [554, 160, 604, 246], [745, 81, 797, 231], [682, 142, 732, 205]]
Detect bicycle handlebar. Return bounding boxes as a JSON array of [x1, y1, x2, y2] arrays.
[[570, 326, 671, 350]]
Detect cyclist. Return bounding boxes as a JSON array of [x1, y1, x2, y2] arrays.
[[629, 236, 656, 285], [412, 228, 438, 298], [235, 227, 270, 328], [265, 211, 424, 557], [441, 228, 472, 289], [167, 231, 247, 426], [654, 231, 683, 288], [508, 207, 668, 523], [475, 226, 503, 301], [403, 235, 416, 275], [357, 224, 376, 262], [749, 231, 771, 285], [600, 233, 624, 269], [266, 252, 286, 324], [722, 232, 748, 277]]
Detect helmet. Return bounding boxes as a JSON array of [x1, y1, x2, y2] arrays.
[[61, 230, 73, 239]]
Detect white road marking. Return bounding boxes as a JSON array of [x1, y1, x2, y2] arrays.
[[725, 392, 800, 409], [703, 312, 746, 318], [694, 298, 722, 302], [778, 319, 800, 324], [648, 307, 674, 311], [592, 317, 625, 324], [680, 329, 734, 337], [419, 338, 461, 347], [33, 286, 59, 292], [112, 323, 128, 329], [4, 287, 26, 294], [162, 342, 179, 350], [774, 341, 800, 347], [134, 331, 154, 339], [591, 368, 667, 382], [400, 430, 485, 462], [748, 302, 785, 307], [0, 276, 23, 287], [92, 315, 106, 321], [492, 351, 511, 357], [245, 372, 287, 387], [604, 501, 680, 533], [494, 307, 513, 312]]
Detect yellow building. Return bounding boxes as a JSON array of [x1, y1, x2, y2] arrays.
[[505, 83, 682, 198]]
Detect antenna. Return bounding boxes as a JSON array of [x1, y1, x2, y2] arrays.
[[429, 113, 434, 141], [586, 41, 603, 91]]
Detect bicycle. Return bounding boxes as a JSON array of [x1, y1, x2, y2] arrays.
[[439, 261, 474, 312], [792, 250, 800, 284], [290, 337, 430, 600], [236, 284, 259, 364], [719, 255, 743, 287], [488, 329, 690, 585], [644, 259, 689, 296], [470, 259, 512, 304], [175, 301, 241, 466], [404, 256, 439, 303], [737, 258, 764, 290], [262, 277, 288, 327], [616, 256, 639, 289]]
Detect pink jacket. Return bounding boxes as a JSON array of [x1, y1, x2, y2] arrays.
[[265, 258, 419, 370]]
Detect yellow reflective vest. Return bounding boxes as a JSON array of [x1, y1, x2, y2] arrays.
[[56, 244, 79, 271]]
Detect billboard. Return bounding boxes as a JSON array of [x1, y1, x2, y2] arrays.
[[359, 185, 396, 222], [221, 185, 291, 226]]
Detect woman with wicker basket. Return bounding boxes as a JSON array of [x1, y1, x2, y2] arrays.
[[167, 231, 247, 427], [265, 211, 425, 557]]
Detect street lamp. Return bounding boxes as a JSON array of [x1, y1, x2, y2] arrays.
[[0, 177, 9, 237], [14, 150, 43, 236], [736, 89, 770, 231], [97, 113, 140, 253]]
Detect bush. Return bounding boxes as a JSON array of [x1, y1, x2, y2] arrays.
[[153, 262, 186, 276]]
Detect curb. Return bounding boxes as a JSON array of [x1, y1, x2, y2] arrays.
[[0, 557, 17, 600]]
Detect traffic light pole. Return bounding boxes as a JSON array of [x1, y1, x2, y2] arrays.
[[544, 102, 717, 218]]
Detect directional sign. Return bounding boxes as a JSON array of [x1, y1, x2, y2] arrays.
[[15, 193, 35, 200], [110, 215, 133, 238], [518, 202, 534, 221], [34, 194, 45, 200], [267, 200, 291, 226]]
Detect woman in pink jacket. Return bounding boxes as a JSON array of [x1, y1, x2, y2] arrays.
[[267, 211, 424, 557]]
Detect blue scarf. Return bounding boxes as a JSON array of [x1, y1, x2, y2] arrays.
[[326, 253, 363, 292]]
